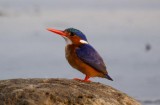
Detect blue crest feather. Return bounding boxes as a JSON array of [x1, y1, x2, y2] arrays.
[[65, 28, 88, 41]]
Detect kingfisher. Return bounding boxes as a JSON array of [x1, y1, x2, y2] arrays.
[[47, 27, 113, 82]]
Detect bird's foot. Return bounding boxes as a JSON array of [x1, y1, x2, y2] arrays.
[[73, 76, 91, 82], [73, 78, 91, 82]]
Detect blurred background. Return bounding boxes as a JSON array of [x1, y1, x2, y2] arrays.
[[0, 0, 160, 104]]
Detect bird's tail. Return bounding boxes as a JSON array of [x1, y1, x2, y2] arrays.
[[106, 74, 113, 81]]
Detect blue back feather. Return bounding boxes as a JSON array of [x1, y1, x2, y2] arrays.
[[76, 44, 107, 74]]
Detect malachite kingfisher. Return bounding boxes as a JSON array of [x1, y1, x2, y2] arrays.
[[47, 28, 113, 82]]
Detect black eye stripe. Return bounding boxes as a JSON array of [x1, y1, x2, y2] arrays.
[[70, 32, 75, 36]]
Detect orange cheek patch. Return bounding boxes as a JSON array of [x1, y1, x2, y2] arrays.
[[69, 36, 81, 45]]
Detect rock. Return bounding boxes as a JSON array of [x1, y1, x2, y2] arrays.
[[0, 78, 141, 105]]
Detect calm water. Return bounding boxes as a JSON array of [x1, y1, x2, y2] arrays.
[[0, 0, 160, 104]]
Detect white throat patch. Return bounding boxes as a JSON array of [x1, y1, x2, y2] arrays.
[[63, 37, 72, 45], [63, 37, 88, 45], [80, 40, 88, 44]]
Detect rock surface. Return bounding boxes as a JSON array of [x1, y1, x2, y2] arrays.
[[0, 78, 141, 105]]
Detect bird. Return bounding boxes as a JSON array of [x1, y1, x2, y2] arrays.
[[47, 27, 113, 82]]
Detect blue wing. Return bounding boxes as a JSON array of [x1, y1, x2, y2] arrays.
[[76, 44, 107, 74]]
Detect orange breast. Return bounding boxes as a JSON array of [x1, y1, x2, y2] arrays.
[[65, 45, 104, 77]]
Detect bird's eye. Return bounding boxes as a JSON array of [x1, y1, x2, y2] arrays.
[[70, 32, 75, 36]]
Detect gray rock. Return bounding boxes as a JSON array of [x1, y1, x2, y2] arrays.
[[0, 78, 141, 105]]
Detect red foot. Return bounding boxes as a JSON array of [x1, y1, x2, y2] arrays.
[[73, 76, 91, 82]]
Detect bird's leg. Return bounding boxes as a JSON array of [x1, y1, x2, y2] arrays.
[[74, 75, 91, 82], [83, 75, 91, 82]]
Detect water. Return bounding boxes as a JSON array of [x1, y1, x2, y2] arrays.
[[0, 0, 160, 104]]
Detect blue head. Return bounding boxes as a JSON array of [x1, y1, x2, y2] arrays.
[[47, 27, 88, 45], [65, 28, 88, 41]]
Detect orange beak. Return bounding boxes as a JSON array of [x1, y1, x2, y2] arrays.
[[47, 28, 66, 37]]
